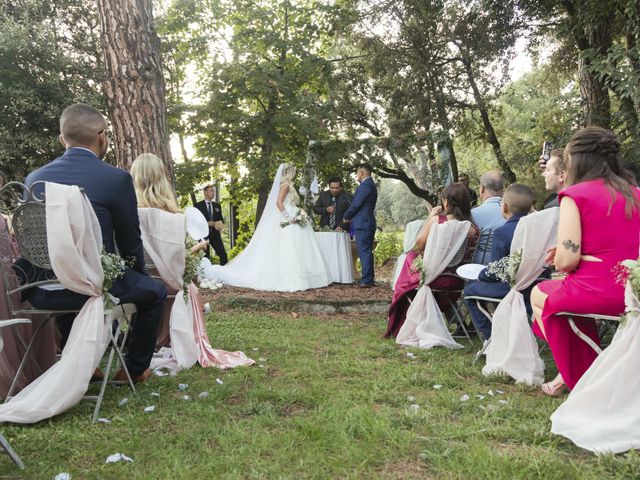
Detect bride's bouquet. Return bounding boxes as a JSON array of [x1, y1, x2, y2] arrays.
[[280, 208, 308, 228]]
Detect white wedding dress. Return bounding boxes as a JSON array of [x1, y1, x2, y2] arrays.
[[199, 164, 332, 292]]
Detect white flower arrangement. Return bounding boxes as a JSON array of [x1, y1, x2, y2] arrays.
[[198, 277, 223, 290], [485, 250, 522, 287]]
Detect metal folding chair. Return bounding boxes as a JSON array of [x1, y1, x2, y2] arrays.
[[0, 318, 30, 469], [557, 312, 621, 355], [0, 181, 136, 422]]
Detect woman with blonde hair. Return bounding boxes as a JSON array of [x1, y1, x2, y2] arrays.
[[199, 163, 332, 291], [130, 153, 254, 371]]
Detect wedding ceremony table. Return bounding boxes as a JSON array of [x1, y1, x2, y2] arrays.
[[314, 231, 354, 284]]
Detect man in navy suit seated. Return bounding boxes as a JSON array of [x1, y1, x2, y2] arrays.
[[463, 183, 534, 340], [343, 163, 378, 288], [19, 103, 167, 383]]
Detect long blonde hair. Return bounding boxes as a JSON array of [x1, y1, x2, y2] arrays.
[[280, 163, 299, 204], [130, 153, 181, 213]]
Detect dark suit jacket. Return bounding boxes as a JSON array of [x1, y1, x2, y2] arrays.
[[194, 200, 224, 239], [343, 176, 377, 232], [478, 213, 525, 282], [313, 190, 352, 229], [24, 147, 145, 273]]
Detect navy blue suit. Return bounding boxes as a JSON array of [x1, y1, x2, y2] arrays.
[[22, 147, 167, 375], [463, 213, 531, 339], [343, 176, 377, 285]]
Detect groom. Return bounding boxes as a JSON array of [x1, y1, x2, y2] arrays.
[[343, 163, 378, 288]]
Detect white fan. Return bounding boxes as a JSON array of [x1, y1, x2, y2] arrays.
[[456, 263, 485, 281], [185, 206, 209, 240]]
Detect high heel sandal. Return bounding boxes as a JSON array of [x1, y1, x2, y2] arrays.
[[541, 380, 568, 397]]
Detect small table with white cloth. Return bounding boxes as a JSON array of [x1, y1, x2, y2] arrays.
[[314, 231, 355, 284]]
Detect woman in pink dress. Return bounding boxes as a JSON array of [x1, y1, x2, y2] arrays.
[[531, 127, 640, 395], [385, 183, 478, 338]]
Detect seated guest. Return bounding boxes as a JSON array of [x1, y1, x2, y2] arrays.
[[313, 177, 353, 231], [531, 127, 640, 396], [463, 183, 535, 340], [458, 173, 478, 207], [471, 171, 506, 264], [542, 149, 567, 208], [17, 103, 167, 384], [385, 183, 478, 338], [131, 153, 254, 370]]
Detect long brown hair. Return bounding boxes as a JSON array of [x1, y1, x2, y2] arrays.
[[565, 126, 639, 217], [441, 182, 472, 222]]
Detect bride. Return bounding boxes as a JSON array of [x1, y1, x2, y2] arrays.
[[199, 163, 332, 292]]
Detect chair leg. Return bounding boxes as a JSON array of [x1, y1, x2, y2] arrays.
[[91, 341, 117, 423], [6, 317, 52, 399], [111, 322, 136, 392], [473, 338, 491, 364], [0, 433, 25, 469]]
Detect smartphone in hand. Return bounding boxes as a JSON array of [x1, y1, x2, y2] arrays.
[[541, 141, 553, 165]]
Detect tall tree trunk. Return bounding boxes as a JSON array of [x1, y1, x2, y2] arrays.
[[97, 0, 174, 179], [460, 53, 516, 183], [562, 0, 613, 129]]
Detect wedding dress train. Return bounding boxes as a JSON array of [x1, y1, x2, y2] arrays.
[[199, 164, 332, 292]]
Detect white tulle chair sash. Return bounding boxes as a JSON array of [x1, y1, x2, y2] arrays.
[[482, 208, 559, 385], [0, 183, 108, 423], [396, 220, 471, 349], [138, 208, 198, 370]]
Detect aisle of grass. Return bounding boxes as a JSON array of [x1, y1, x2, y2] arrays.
[[2, 310, 640, 479]]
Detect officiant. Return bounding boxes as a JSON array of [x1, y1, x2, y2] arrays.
[[313, 177, 352, 231], [195, 185, 228, 265]]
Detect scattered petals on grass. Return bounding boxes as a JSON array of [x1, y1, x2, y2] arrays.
[[105, 453, 133, 464], [143, 405, 155, 413]]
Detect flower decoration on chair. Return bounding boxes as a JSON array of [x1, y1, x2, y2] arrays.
[[615, 258, 640, 324], [410, 254, 427, 287], [185, 237, 205, 294], [485, 249, 522, 287], [100, 250, 128, 310]]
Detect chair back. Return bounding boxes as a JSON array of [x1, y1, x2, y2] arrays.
[[12, 202, 50, 269], [474, 228, 494, 265]]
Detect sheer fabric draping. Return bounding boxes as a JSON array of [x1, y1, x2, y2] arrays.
[[187, 283, 254, 369], [396, 220, 471, 349], [482, 208, 559, 385], [139, 208, 253, 372], [138, 208, 198, 370], [0, 217, 56, 398], [550, 282, 640, 453], [0, 183, 108, 423], [393, 219, 427, 289]]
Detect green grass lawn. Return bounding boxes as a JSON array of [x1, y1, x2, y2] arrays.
[[2, 309, 640, 479]]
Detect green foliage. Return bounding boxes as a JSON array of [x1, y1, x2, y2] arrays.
[[0, 0, 103, 181], [374, 231, 402, 267], [376, 178, 428, 230]]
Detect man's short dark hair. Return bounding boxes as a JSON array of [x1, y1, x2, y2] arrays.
[[328, 177, 342, 186], [357, 163, 373, 174], [60, 103, 106, 145], [203, 185, 213, 192]]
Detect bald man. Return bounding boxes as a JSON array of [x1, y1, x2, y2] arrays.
[[18, 103, 166, 383], [470, 170, 506, 264]]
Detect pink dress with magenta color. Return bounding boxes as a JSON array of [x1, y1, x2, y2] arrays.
[[534, 179, 640, 389]]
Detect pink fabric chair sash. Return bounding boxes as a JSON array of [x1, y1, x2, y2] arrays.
[[396, 220, 470, 349], [138, 208, 198, 370], [0, 183, 109, 423], [482, 208, 559, 385]]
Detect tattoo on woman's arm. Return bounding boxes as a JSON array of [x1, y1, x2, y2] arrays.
[[562, 239, 580, 253]]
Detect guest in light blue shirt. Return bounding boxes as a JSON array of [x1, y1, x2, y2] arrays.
[[471, 171, 505, 264]]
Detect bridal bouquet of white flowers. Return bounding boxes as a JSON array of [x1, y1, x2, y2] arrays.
[[280, 208, 308, 228]]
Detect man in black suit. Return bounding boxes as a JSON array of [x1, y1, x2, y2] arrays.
[[194, 185, 228, 265], [313, 177, 352, 231], [20, 103, 167, 383]]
